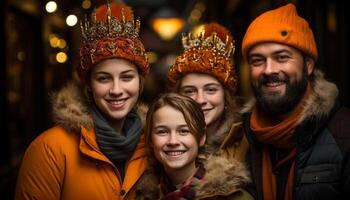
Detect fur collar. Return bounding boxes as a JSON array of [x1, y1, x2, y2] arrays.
[[51, 81, 148, 133], [206, 108, 241, 152], [136, 156, 250, 199], [241, 69, 338, 123], [51, 81, 93, 133], [195, 156, 250, 198]]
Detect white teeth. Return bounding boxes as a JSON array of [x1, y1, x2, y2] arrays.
[[266, 82, 283, 87], [166, 151, 185, 156], [108, 99, 124, 105]]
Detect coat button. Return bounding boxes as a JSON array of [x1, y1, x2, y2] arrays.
[[120, 189, 126, 196]]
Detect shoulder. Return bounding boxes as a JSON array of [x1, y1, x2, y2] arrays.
[[327, 106, 350, 154], [135, 168, 159, 200], [196, 156, 251, 198], [26, 125, 79, 157]]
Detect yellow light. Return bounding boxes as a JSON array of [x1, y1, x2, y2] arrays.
[[45, 1, 57, 13], [58, 39, 67, 49], [49, 37, 59, 48], [56, 52, 67, 63], [146, 52, 158, 64], [17, 51, 25, 61], [82, 0, 92, 10], [151, 18, 184, 41], [66, 15, 78, 27], [191, 24, 205, 36]]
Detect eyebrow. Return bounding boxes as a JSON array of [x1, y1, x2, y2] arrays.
[[181, 83, 220, 88], [273, 49, 292, 55], [154, 124, 188, 129]]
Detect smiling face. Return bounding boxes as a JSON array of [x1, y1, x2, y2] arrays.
[[90, 58, 140, 124], [179, 73, 225, 126], [151, 105, 205, 180], [247, 43, 314, 116]]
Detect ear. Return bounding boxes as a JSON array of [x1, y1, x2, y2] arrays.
[[305, 57, 315, 75], [199, 134, 206, 147]]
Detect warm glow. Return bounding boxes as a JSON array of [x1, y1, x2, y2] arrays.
[[82, 0, 92, 9], [17, 51, 25, 61], [58, 39, 67, 49], [56, 52, 67, 63], [147, 52, 158, 64], [151, 18, 184, 41], [45, 1, 57, 13], [191, 24, 205, 36], [49, 36, 59, 48], [66, 15, 78, 27]]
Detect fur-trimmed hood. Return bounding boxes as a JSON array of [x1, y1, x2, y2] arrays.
[[241, 69, 339, 123], [51, 81, 148, 133], [51, 81, 93, 133], [135, 156, 250, 199]]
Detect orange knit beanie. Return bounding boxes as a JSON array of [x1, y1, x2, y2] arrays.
[[241, 3, 318, 60]]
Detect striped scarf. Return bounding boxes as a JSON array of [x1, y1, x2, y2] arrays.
[[159, 164, 205, 200]]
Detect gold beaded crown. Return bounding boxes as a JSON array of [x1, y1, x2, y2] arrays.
[[168, 23, 237, 92], [77, 2, 149, 84]]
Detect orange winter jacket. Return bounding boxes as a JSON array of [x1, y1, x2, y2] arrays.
[[15, 82, 148, 200], [15, 126, 148, 200]]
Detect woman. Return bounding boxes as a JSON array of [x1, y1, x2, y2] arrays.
[[15, 2, 149, 199], [136, 93, 251, 199], [167, 23, 248, 162]]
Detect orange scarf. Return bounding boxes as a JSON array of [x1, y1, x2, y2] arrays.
[[250, 100, 305, 200]]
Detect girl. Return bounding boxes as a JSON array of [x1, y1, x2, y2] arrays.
[[15, 2, 149, 199], [136, 93, 252, 199], [167, 23, 248, 162]]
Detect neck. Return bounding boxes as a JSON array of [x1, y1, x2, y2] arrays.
[[165, 162, 197, 185]]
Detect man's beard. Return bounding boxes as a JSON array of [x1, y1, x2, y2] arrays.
[[251, 66, 308, 117]]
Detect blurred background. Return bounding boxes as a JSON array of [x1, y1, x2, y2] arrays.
[[0, 0, 348, 199]]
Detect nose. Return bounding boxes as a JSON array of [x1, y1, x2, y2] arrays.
[[264, 58, 279, 75], [167, 132, 180, 146], [195, 90, 207, 106], [109, 80, 123, 96]]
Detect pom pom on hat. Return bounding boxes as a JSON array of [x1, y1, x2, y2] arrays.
[[96, 3, 133, 22], [241, 3, 318, 60], [204, 23, 233, 44]]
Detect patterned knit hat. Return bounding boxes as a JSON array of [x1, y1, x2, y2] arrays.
[[77, 2, 149, 84], [168, 23, 237, 92], [241, 3, 318, 60]]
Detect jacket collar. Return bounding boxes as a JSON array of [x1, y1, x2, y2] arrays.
[[51, 81, 93, 132], [136, 155, 250, 199]]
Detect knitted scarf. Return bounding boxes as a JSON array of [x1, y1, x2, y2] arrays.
[[250, 99, 305, 200], [89, 104, 142, 178], [159, 164, 206, 200]]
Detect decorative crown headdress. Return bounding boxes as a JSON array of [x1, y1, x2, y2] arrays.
[[168, 23, 238, 92], [80, 1, 140, 44], [77, 1, 149, 84], [181, 30, 235, 60]]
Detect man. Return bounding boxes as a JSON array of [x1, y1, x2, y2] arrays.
[[241, 3, 350, 200]]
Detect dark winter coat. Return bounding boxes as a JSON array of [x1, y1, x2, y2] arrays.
[[242, 70, 350, 200]]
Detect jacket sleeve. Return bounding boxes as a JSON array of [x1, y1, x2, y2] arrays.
[[15, 133, 65, 200]]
